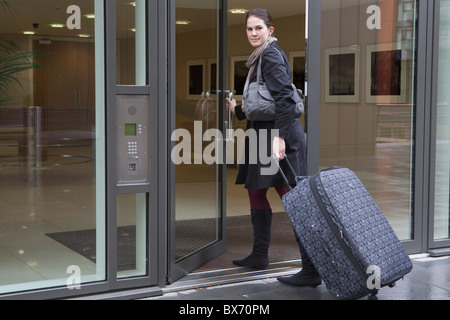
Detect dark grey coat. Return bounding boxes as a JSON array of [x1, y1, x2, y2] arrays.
[[235, 41, 307, 189]]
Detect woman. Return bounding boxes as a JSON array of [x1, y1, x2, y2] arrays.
[[227, 8, 321, 287]]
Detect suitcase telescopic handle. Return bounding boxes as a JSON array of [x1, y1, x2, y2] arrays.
[[272, 155, 308, 191]]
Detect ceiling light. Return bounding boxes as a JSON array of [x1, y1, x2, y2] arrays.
[[78, 34, 91, 38], [50, 23, 65, 28], [23, 31, 35, 35], [229, 9, 248, 14], [130, 28, 136, 32], [176, 20, 191, 25], [85, 14, 95, 19], [130, 2, 135, 6]]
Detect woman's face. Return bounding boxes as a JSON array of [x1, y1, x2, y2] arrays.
[[246, 16, 274, 48]]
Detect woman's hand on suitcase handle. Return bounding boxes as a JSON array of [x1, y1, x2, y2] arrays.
[[273, 136, 286, 161]]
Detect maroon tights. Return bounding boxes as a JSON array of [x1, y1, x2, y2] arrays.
[[248, 185, 293, 210]]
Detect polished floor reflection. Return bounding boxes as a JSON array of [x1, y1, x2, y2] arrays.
[[0, 145, 100, 293]]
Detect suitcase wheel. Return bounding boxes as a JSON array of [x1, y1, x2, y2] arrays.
[[367, 291, 378, 300]]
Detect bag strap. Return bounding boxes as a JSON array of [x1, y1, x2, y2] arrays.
[[256, 47, 285, 85], [256, 55, 264, 85]]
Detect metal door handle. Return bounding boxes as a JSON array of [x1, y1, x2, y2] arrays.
[[225, 90, 235, 143]]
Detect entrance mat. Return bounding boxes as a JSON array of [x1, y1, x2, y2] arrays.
[[46, 212, 299, 272], [47, 221, 222, 271], [46, 226, 136, 272]]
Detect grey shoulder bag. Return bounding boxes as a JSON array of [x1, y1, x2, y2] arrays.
[[243, 49, 304, 121]]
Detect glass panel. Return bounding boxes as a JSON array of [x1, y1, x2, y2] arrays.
[[0, 0, 105, 293], [320, 0, 418, 240], [174, 0, 221, 262], [434, 0, 450, 240], [117, 193, 147, 278], [116, 0, 147, 85]]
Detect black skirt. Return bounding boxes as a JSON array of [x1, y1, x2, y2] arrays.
[[235, 117, 307, 190]]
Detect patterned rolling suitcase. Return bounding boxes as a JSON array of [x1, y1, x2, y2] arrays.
[[277, 158, 413, 300]]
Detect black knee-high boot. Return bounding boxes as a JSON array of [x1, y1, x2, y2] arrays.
[[232, 209, 272, 270], [277, 231, 322, 287]]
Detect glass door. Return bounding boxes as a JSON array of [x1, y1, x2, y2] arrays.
[[430, 0, 450, 252], [169, 0, 227, 282]]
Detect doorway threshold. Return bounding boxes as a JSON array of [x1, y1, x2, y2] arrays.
[[162, 260, 302, 295]]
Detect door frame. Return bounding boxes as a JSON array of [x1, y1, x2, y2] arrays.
[[427, 0, 450, 253], [104, 0, 160, 291], [166, 0, 321, 285], [305, 0, 321, 176], [166, 0, 228, 284]]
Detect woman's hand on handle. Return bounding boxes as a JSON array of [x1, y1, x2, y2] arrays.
[[226, 97, 237, 115], [273, 136, 286, 161]]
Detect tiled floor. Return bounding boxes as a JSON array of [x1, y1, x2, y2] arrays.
[[142, 255, 450, 300]]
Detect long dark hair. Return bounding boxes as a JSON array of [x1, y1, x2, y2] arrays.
[[245, 8, 274, 28]]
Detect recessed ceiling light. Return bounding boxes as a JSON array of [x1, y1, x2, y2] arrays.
[[23, 31, 35, 35], [85, 14, 95, 19], [130, 2, 135, 6], [130, 28, 136, 32], [78, 34, 91, 38], [229, 9, 248, 14], [50, 23, 65, 28], [176, 20, 191, 25]]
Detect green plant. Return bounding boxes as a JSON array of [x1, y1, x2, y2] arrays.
[[1, 0, 47, 104], [0, 38, 46, 104]]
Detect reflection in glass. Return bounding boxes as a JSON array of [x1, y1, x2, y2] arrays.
[[117, 193, 147, 278], [320, 0, 418, 240], [0, 0, 105, 293], [116, 0, 146, 85]]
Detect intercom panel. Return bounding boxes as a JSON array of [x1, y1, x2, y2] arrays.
[[117, 95, 149, 186]]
